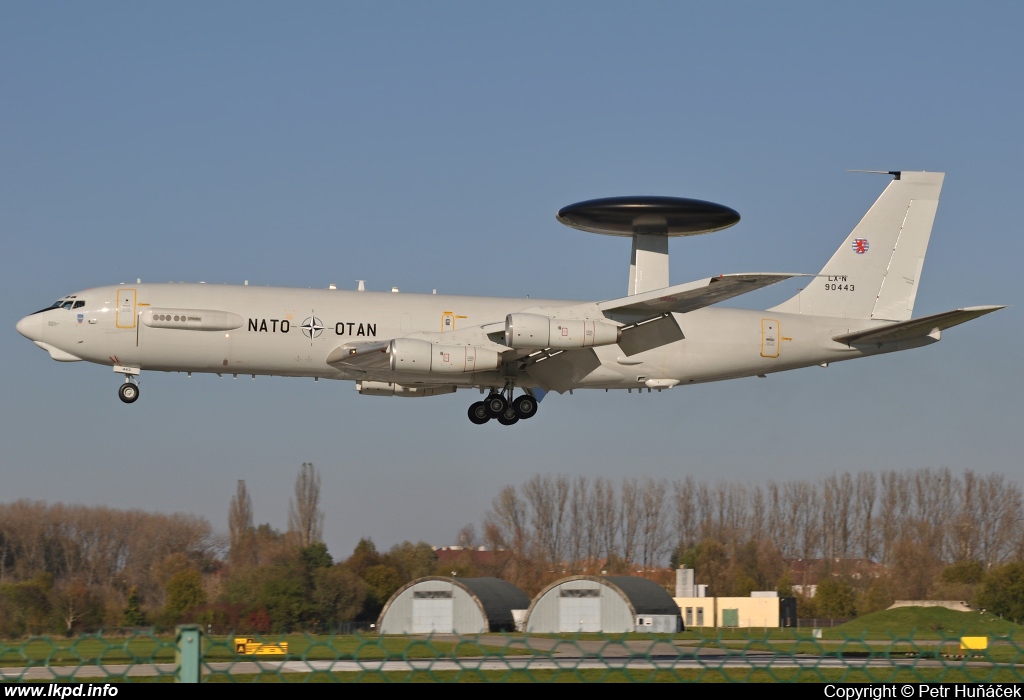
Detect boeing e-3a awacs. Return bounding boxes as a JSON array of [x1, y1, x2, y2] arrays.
[[16, 171, 1003, 425]]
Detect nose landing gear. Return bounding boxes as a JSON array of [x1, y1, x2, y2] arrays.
[[115, 365, 141, 404], [468, 385, 538, 425], [118, 378, 140, 404]]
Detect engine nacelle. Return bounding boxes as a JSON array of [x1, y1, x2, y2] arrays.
[[356, 381, 457, 397], [504, 313, 620, 350], [388, 338, 501, 374]]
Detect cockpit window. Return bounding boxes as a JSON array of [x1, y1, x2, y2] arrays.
[[72, 300, 85, 309], [31, 299, 73, 315]]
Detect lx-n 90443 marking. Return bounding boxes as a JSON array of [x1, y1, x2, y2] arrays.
[[16, 171, 1003, 425]]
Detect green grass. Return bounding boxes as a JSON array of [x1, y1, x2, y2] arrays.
[[520, 632, 678, 643], [182, 668, 1024, 683], [59, 667, 1024, 683], [14, 667, 1024, 683], [711, 638, 1023, 664], [0, 633, 531, 669], [6, 620, 1019, 670], [824, 607, 1024, 640]]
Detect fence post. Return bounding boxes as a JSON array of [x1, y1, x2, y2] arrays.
[[176, 624, 202, 683]]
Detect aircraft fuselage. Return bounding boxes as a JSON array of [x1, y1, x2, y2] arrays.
[[18, 282, 906, 391]]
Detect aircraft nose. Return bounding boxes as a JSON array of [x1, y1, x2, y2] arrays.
[[16, 314, 42, 341]]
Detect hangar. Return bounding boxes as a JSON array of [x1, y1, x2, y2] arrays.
[[376, 577, 530, 634], [525, 575, 681, 634]]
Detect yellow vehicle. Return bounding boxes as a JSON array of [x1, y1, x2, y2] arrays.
[[233, 638, 289, 655]]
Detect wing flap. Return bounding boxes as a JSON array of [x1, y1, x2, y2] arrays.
[[617, 313, 685, 356], [524, 348, 602, 393], [832, 306, 1005, 346]]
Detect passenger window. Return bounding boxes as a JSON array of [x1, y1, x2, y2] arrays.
[[73, 301, 85, 309]]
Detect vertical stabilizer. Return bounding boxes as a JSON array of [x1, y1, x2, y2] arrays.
[[771, 171, 944, 321]]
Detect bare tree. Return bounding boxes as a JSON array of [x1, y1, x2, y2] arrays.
[[822, 475, 836, 559], [229, 480, 256, 567], [977, 474, 1022, 566], [879, 471, 904, 564], [566, 477, 588, 572], [0, 499, 216, 630], [523, 475, 570, 570], [950, 470, 979, 562], [592, 478, 618, 566], [749, 485, 766, 544], [854, 472, 877, 561], [485, 485, 530, 585], [288, 463, 324, 548], [696, 481, 713, 543], [552, 476, 569, 569], [785, 481, 819, 561], [620, 478, 641, 567], [672, 477, 697, 554], [639, 478, 669, 570], [766, 481, 784, 552], [583, 478, 602, 567], [456, 524, 477, 549]]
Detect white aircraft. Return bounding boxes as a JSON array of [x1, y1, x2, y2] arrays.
[[16, 171, 1003, 425]]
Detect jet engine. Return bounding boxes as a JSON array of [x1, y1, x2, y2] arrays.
[[388, 338, 501, 373], [504, 313, 620, 350]]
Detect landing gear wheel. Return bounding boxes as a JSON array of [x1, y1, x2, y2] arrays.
[[484, 393, 507, 417], [497, 406, 519, 426], [513, 394, 538, 420], [468, 402, 490, 425], [118, 382, 140, 404]]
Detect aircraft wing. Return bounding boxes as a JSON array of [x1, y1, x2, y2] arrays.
[[832, 306, 1005, 346], [597, 273, 801, 322]]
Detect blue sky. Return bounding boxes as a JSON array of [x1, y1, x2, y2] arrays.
[[1, 2, 1020, 559]]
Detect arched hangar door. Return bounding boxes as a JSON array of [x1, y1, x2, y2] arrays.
[[411, 590, 453, 634]]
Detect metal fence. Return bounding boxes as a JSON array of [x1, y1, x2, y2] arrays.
[[797, 618, 855, 629], [1, 626, 1022, 683]]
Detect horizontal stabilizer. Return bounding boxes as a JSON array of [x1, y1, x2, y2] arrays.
[[599, 273, 800, 321], [832, 306, 1005, 346]]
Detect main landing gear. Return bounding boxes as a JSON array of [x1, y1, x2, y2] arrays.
[[468, 386, 538, 426]]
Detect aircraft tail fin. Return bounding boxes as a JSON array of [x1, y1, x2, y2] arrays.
[[770, 171, 944, 321]]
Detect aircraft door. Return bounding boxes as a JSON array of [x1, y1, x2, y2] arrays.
[[441, 311, 455, 332], [116, 289, 137, 329], [761, 319, 779, 358]]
